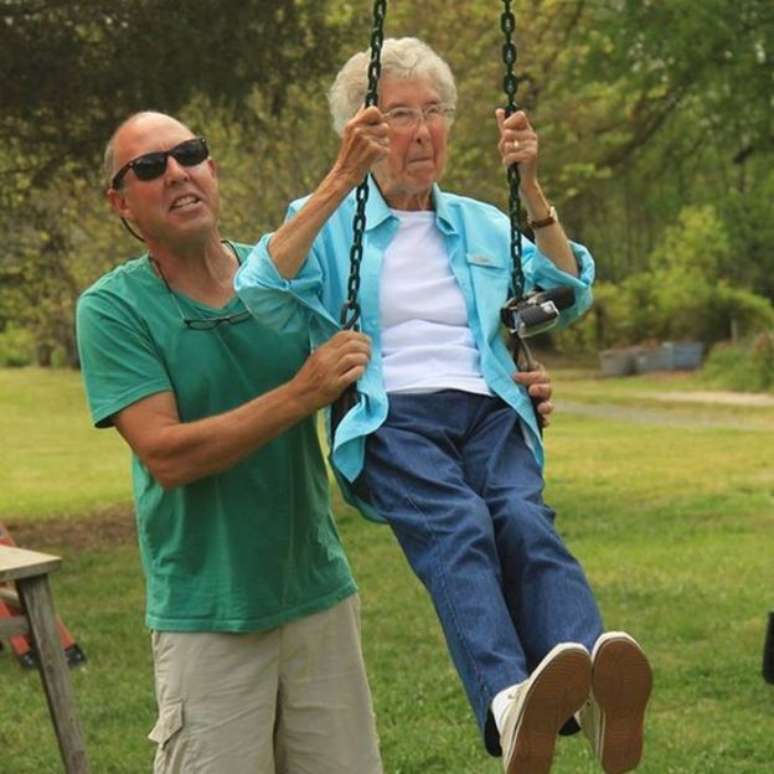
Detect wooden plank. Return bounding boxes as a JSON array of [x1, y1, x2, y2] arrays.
[[0, 545, 61, 582], [18, 575, 90, 773]]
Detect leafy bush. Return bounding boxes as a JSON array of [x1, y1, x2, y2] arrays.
[[648, 272, 772, 343], [551, 275, 773, 355], [550, 281, 627, 353], [0, 324, 34, 367], [711, 285, 774, 341], [553, 202, 773, 355], [701, 332, 774, 393]]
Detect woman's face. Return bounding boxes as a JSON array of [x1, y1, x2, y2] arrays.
[[372, 75, 450, 210]]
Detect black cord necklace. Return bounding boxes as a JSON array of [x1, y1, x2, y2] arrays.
[[148, 243, 249, 331]]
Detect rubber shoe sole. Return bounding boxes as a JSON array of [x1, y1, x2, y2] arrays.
[[504, 644, 592, 774], [592, 633, 653, 773]]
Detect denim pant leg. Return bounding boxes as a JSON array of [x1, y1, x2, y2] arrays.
[[361, 394, 530, 754], [462, 397, 605, 671]]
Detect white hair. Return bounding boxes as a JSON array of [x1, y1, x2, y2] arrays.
[[328, 37, 457, 135]]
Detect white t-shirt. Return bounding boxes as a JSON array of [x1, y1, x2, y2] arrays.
[[379, 210, 491, 396]]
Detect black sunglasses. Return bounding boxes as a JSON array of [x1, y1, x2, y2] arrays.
[[178, 308, 252, 331], [112, 137, 209, 189]]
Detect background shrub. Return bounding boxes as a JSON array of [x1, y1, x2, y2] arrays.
[[0, 325, 34, 367], [701, 332, 774, 393]]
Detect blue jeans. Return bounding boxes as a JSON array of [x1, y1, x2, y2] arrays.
[[360, 391, 603, 755]]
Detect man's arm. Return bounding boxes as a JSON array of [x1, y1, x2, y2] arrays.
[[113, 330, 370, 489], [514, 365, 554, 428]]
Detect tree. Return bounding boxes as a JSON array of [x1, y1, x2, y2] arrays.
[[560, 0, 774, 286], [0, 0, 353, 187], [2, 0, 772, 365], [0, 0, 356, 363]]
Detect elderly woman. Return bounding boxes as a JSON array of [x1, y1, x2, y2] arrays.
[[236, 38, 651, 774]]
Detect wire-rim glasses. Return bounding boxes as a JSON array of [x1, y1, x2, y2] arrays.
[[383, 104, 455, 130]]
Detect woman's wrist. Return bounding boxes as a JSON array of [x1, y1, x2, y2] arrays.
[[519, 181, 551, 223], [324, 165, 359, 199]]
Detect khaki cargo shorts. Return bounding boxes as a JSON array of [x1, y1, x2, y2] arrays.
[[149, 595, 382, 774]]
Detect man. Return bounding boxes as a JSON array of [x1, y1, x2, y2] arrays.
[[76, 111, 555, 772]]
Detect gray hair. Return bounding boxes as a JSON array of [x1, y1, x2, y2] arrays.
[[328, 37, 457, 135], [103, 130, 123, 191]]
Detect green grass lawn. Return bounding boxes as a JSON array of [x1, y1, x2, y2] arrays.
[[0, 368, 132, 517], [1, 366, 773, 772]]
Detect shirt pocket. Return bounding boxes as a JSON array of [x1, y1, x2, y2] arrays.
[[465, 252, 509, 271], [464, 252, 511, 338], [149, 699, 190, 772], [149, 698, 183, 746]]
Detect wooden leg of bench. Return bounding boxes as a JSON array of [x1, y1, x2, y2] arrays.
[[17, 575, 90, 774]]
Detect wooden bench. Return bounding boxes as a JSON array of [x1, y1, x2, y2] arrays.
[[0, 544, 89, 773]]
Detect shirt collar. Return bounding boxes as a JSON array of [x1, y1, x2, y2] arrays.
[[364, 178, 455, 234], [363, 176, 394, 230], [431, 184, 456, 234]]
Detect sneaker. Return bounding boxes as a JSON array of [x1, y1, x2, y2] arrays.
[[501, 643, 592, 774], [578, 632, 653, 773]]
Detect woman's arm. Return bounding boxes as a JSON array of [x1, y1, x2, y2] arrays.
[[269, 106, 390, 279], [495, 108, 578, 277]]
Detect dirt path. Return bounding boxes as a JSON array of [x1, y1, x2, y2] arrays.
[[4, 505, 135, 551], [643, 390, 774, 407], [556, 398, 774, 431]]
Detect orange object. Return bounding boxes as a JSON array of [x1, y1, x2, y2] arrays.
[[0, 522, 86, 669]]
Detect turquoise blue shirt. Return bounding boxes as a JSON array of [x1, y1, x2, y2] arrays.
[[235, 180, 594, 518]]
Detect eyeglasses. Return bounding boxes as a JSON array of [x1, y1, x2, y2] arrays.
[[150, 251, 252, 331], [177, 307, 252, 331], [383, 104, 455, 130], [112, 137, 209, 189]]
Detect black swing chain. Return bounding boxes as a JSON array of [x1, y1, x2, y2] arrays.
[[341, 2, 522, 325], [340, 0, 387, 331], [500, 0, 525, 303]]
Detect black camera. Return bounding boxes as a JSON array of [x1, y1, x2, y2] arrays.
[[501, 286, 575, 339]]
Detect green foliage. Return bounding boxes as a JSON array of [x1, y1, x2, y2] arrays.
[[648, 205, 731, 276], [0, 0, 357, 363], [719, 168, 774, 298], [0, 324, 34, 367], [702, 332, 774, 393], [560, 0, 773, 291], [0, 0, 354, 187], [556, 274, 773, 354], [551, 282, 624, 354], [554, 203, 773, 352], [1, 0, 772, 361], [710, 286, 774, 342], [0, 174, 134, 366], [667, 277, 772, 344]]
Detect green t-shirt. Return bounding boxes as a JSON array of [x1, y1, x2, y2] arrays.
[[76, 243, 356, 632]]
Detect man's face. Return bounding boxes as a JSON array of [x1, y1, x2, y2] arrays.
[[108, 114, 220, 247]]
